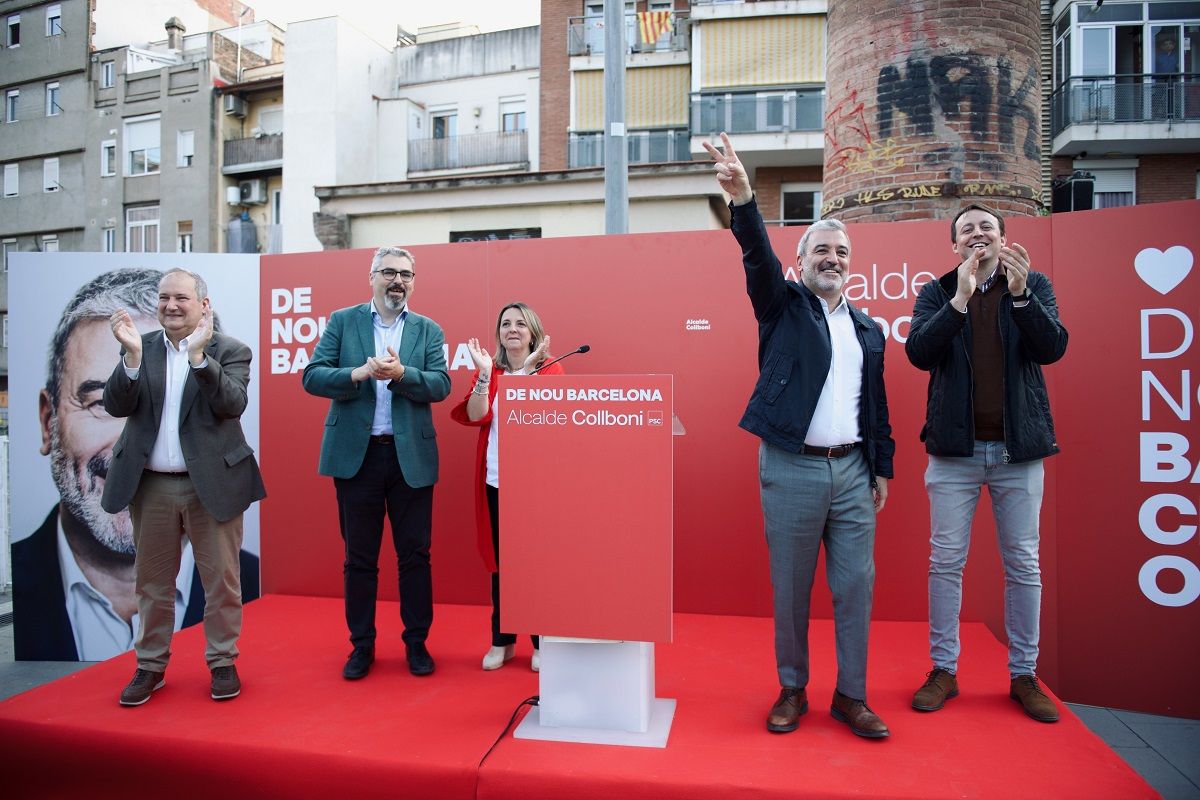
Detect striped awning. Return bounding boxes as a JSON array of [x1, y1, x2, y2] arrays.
[[573, 64, 691, 131], [699, 15, 825, 89]]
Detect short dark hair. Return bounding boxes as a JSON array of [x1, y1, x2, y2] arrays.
[[950, 204, 1005, 242]]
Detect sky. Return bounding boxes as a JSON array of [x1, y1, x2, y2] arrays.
[[247, 0, 541, 42]]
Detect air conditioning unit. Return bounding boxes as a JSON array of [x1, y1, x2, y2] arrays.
[[239, 178, 268, 204], [223, 94, 247, 118]]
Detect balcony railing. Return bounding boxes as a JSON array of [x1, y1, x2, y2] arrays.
[[569, 128, 691, 168], [1051, 73, 1200, 136], [408, 130, 528, 173], [224, 133, 283, 168], [568, 11, 689, 56], [691, 89, 825, 136]]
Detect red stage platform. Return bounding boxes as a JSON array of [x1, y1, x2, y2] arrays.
[[0, 595, 1155, 799]]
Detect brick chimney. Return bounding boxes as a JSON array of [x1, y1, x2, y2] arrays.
[[822, 0, 1043, 222]]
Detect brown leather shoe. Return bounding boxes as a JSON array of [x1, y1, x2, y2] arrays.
[[119, 668, 165, 707], [1010, 674, 1059, 722], [210, 665, 241, 701], [830, 690, 890, 738], [766, 686, 807, 733], [912, 668, 958, 711]]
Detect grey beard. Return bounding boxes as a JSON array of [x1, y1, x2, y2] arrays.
[[383, 293, 404, 312], [803, 267, 843, 295], [48, 418, 134, 555]]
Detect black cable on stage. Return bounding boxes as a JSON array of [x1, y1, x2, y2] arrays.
[[473, 695, 539, 798]]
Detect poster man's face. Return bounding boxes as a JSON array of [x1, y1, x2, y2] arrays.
[[39, 315, 160, 554]]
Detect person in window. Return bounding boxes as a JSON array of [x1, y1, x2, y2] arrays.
[[1155, 34, 1179, 75]]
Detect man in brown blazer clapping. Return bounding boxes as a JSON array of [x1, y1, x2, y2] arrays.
[[102, 268, 265, 707]]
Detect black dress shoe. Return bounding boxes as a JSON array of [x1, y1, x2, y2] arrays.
[[343, 646, 375, 680], [406, 642, 435, 676]]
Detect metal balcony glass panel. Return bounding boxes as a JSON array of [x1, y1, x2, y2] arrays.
[[1051, 73, 1200, 135], [567, 11, 690, 56], [568, 129, 690, 168], [223, 133, 283, 167], [408, 130, 528, 172], [691, 89, 825, 135]]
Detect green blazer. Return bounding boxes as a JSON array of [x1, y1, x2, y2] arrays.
[[302, 304, 451, 487]]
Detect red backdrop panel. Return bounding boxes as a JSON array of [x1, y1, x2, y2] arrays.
[[257, 201, 1199, 716], [1051, 200, 1200, 717], [500, 375, 673, 642]]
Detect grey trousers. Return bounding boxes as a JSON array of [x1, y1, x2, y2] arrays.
[[760, 442, 876, 699]]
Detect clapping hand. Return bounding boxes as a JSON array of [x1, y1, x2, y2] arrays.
[[521, 335, 550, 374], [110, 310, 143, 368], [187, 307, 214, 366], [467, 337, 493, 378]]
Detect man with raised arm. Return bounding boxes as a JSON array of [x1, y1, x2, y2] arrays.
[[704, 133, 895, 739]]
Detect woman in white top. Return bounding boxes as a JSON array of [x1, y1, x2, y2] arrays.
[[450, 302, 560, 671]]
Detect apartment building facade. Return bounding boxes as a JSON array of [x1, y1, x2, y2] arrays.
[[0, 0, 88, 425], [305, 1, 833, 251], [1049, 0, 1200, 209]]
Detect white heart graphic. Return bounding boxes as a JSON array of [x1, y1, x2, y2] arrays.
[[1135, 246, 1193, 295]]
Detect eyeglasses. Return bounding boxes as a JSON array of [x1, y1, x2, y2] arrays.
[[373, 268, 415, 282]]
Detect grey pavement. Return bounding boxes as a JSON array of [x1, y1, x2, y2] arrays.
[[0, 590, 1195, 798]]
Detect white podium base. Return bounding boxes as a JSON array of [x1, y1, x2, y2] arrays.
[[514, 698, 676, 748], [512, 637, 675, 748]]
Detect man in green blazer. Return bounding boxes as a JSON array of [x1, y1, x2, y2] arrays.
[[302, 247, 451, 679]]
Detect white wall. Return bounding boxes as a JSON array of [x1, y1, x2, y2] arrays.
[[400, 70, 536, 139], [348, 196, 723, 246], [281, 17, 389, 252]]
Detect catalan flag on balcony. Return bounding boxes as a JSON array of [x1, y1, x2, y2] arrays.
[[638, 11, 672, 46]]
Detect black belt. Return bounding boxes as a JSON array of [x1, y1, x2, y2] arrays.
[[801, 442, 859, 458], [370, 434, 395, 445], [144, 469, 188, 477]]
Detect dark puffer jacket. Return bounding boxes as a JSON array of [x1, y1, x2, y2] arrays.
[[905, 266, 1068, 463]]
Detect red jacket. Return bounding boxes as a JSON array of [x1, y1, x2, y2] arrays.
[[449, 362, 565, 571]]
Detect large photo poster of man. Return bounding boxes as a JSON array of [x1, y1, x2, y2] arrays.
[[9, 253, 262, 661]]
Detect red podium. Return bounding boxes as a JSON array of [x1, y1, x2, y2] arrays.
[[501, 375, 676, 746]]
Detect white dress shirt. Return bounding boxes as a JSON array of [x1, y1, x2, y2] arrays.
[[804, 296, 864, 447], [123, 331, 201, 473]]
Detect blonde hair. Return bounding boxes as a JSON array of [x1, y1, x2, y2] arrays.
[[494, 302, 550, 371]]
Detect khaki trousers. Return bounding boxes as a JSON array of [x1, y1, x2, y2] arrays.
[[129, 471, 243, 671]]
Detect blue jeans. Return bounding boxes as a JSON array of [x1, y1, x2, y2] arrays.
[[760, 442, 876, 699], [925, 441, 1044, 677]]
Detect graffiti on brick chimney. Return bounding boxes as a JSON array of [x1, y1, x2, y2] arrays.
[[875, 53, 1039, 168]]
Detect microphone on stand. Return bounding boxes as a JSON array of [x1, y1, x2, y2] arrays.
[[531, 344, 591, 374]]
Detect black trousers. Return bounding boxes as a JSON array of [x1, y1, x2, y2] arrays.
[[486, 484, 539, 649], [335, 438, 433, 649]]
